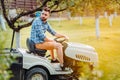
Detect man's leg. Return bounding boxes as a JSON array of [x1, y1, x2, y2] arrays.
[[50, 50, 55, 60], [54, 43, 64, 66], [44, 40, 55, 60], [35, 42, 64, 66]]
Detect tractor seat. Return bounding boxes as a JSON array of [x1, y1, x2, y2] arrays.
[[26, 38, 47, 57]]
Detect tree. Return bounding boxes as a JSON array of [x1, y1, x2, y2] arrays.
[[0, 0, 70, 79], [67, 0, 120, 38], [68, 0, 102, 38], [68, 0, 92, 25], [90, 0, 105, 39], [0, 0, 70, 32], [0, 13, 6, 31], [0, 0, 71, 48]]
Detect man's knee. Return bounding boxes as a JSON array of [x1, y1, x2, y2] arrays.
[[55, 43, 63, 49]]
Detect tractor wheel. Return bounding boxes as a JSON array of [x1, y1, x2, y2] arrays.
[[25, 67, 48, 80]]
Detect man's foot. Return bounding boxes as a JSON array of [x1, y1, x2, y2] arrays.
[[60, 64, 65, 71], [51, 59, 59, 63]]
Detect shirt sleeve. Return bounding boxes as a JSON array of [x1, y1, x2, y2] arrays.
[[47, 23, 56, 36]]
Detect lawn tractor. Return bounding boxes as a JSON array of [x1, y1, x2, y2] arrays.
[[1, 32, 98, 80]]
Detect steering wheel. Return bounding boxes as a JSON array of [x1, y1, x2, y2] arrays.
[[54, 37, 68, 43]]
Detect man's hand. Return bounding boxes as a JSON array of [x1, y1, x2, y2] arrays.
[[64, 35, 69, 41], [55, 33, 69, 41]]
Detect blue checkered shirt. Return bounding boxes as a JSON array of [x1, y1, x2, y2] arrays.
[[30, 17, 56, 44]]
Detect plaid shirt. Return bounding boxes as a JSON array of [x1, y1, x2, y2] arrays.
[[30, 17, 56, 44]]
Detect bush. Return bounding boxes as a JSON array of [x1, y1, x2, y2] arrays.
[[0, 31, 13, 80]]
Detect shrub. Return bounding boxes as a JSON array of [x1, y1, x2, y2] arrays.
[[0, 31, 13, 80]]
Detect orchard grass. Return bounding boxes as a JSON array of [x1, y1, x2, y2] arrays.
[[1, 16, 120, 80]]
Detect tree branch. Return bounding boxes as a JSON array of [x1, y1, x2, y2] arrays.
[[0, 0, 15, 30], [12, 0, 49, 24], [17, 20, 33, 31], [51, 7, 68, 13], [115, 0, 120, 5], [1, 0, 68, 32], [50, 0, 62, 11]]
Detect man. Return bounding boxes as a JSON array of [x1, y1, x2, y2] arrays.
[[30, 7, 69, 70]]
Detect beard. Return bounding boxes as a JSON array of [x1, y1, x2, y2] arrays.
[[41, 17, 47, 21]]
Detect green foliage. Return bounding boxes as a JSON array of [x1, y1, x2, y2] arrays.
[[67, 0, 120, 16], [68, 0, 87, 16], [0, 30, 13, 80], [0, 54, 13, 80]]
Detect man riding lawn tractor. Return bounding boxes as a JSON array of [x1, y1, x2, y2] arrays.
[[1, 7, 98, 80], [30, 7, 69, 70]]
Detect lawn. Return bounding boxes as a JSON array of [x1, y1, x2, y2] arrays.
[[1, 16, 120, 80]]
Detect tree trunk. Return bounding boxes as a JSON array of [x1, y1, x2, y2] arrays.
[[104, 11, 108, 18], [79, 16, 83, 25], [15, 31, 21, 49], [0, 14, 6, 31], [67, 12, 71, 20], [95, 14, 100, 39], [114, 11, 117, 17], [109, 14, 113, 27]]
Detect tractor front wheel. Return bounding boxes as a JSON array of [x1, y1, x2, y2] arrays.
[[25, 67, 48, 80]]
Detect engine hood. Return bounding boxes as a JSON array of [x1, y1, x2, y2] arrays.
[[67, 42, 95, 51], [64, 42, 98, 66]]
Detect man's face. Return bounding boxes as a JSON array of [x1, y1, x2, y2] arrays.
[[40, 10, 50, 21]]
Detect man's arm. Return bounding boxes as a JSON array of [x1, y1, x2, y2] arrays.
[[54, 33, 69, 40], [47, 23, 69, 40], [44, 33, 69, 42]]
